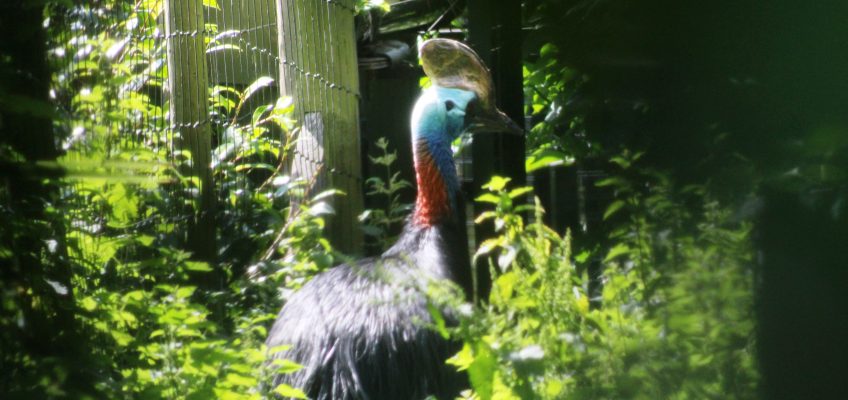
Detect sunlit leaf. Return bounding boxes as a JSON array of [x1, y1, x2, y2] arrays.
[[525, 148, 573, 172], [603, 243, 631, 263], [206, 44, 241, 54], [483, 176, 511, 191], [274, 384, 307, 399], [271, 359, 304, 375], [476, 193, 500, 204], [241, 76, 274, 103]]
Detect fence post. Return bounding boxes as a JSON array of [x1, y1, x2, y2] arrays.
[[164, 0, 216, 262], [275, 0, 364, 255]]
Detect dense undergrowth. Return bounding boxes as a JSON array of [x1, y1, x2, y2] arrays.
[[1, 0, 759, 398], [450, 173, 757, 399]]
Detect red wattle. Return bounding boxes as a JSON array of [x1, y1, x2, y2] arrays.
[[413, 151, 450, 226]]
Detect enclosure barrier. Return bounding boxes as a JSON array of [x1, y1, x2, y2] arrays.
[[53, 0, 364, 259]]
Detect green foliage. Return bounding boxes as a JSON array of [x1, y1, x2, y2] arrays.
[[521, 43, 587, 160], [452, 176, 758, 399], [54, 93, 321, 399], [6, 1, 774, 398], [355, 0, 391, 14], [359, 137, 412, 250], [0, 2, 336, 396]]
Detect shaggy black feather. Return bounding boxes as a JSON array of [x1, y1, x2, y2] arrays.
[[265, 212, 472, 400]]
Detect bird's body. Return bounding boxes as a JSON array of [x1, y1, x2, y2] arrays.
[[266, 87, 475, 400], [265, 40, 519, 399], [266, 221, 470, 399]]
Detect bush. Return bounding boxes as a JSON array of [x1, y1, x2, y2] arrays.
[[450, 173, 758, 399]]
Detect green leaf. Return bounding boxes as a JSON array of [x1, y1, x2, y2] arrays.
[[574, 251, 591, 263], [603, 200, 626, 220], [603, 243, 631, 263], [175, 286, 196, 299], [273, 96, 294, 114], [495, 271, 519, 301], [595, 176, 626, 188], [274, 384, 308, 399], [206, 44, 241, 54], [211, 85, 241, 98], [252, 103, 272, 125], [136, 235, 155, 247], [525, 148, 573, 172], [476, 193, 501, 204], [508, 187, 534, 199], [474, 211, 496, 224], [241, 76, 274, 103], [474, 238, 501, 260], [80, 296, 98, 311], [447, 343, 474, 371], [540, 42, 558, 58], [609, 155, 631, 169], [468, 341, 496, 400], [185, 261, 212, 272], [483, 176, 511, 192], [271, 359, 304, 374], [427, 303, 449, 339], [225, 373, 255, 387]]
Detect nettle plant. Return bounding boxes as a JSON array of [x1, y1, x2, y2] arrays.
[[50, 2, 330, 393], [449, 171, 757, 400], [359, 137, 412, 250]]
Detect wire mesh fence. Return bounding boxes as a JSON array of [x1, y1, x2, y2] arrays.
[[49, 0, 363, 260]]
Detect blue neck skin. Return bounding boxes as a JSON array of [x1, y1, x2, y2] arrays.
[[410, 86, 476, 222]]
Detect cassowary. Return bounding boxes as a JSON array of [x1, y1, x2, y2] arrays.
[[266, 39, 520, 400]]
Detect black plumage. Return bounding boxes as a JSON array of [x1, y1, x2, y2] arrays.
[[266, 220, 471, 399], [265, 39, 520, 400]]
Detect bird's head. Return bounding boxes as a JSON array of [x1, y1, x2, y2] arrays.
[[417, 38, 523, 138], [411, 85, 476, 144], [409, 38, 522, 227], [410, 83, 522, 147]]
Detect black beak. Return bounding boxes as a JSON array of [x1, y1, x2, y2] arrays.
[[466, 105, 523, 136]]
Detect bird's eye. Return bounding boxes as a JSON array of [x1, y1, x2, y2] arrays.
[[445, 100, 456, 111]]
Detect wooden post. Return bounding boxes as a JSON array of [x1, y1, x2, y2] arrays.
[[468, 0, 526, 300], [275, 0, 364, 255], [164, 0, 216, 262]]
